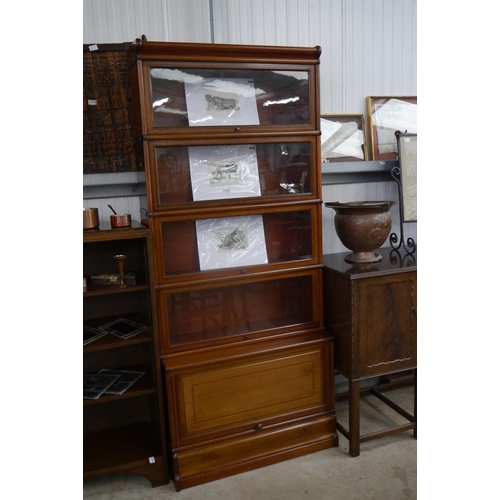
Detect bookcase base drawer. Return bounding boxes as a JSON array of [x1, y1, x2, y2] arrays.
[[172, 413, 337, 491]]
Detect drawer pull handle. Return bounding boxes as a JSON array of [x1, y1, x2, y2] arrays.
[[412, 307, 417, 315], [255, 423, 263, 431]]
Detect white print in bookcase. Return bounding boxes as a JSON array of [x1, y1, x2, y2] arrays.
[[189, 144, 261, 201], [185, 78, 260, 126], [208, 162, 242, 185], [215, 227, 249, 252], [196, 214, 268, 270], [205, 94, 240, 116]]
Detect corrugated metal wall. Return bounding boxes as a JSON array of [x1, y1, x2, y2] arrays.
[[212, 0, 417, 113], [83, 0, 211, 43], [83, 0, 417, 254]]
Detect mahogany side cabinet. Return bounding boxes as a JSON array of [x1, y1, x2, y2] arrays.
[[323, 247, 416, 457]]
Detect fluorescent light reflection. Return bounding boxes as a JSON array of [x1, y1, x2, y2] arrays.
[[155, 108, 187, 115], [153, 97, 169, 108], [203, 79, 264, 98], [150, 68, 203, 84], [271, 71, 308, 81], [263, 97, 300, 106], [190, 116, 214, 124]]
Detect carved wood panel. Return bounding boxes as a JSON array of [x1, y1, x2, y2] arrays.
[[83, 43, 139, 174]]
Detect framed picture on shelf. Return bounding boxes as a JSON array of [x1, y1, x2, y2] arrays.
[[83, 373, 121, 400], [97, 369, 145, 395], [396, 132, 417, 222], [83, 325, 107, 346], [320, 114, 367, 162], [366, 96, 417, 160], [98, 318, 148, 339]]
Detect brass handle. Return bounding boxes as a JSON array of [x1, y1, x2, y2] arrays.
[[255, 423, 263, 431]]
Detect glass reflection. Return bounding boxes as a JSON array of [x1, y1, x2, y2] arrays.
[[150, 68, 310, 128]]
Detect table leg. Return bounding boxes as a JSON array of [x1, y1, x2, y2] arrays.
[[348, 379, 360, 457], [413, 369, 417, 438]]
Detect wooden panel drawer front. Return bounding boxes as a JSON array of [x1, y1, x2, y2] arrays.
[[173, 347, 327, 441], [176, 414, 335, 490], [356, 273, 417, 377]]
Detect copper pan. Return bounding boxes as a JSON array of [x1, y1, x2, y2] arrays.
[[83, 208, 99, 230], [108, 205, 131, 228]]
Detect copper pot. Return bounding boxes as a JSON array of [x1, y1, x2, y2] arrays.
[[83, 208, 99, 230], [108, 205, 131, 228], [110, 214, 132, 228]]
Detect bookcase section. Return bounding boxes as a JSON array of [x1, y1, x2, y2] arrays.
[[127, 38, 336, 491]]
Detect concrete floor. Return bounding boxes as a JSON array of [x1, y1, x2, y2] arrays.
[[83, 386, 416, 500]]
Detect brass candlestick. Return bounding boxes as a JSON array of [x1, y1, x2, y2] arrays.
[[113, 254, 127, 288]]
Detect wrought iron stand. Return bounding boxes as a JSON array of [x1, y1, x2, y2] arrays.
[[390, 165, 416, 255]]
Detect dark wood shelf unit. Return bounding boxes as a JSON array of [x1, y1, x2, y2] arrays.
[[83, 220, 148, 241], [83, 422, 164, 486], [84, 328, 151, 353], [83, 283, 150, 297], [83, 222, 169, 487]]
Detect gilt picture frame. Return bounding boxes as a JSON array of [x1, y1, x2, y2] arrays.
[[366, 96, 417, 160], [320, 114, 367, 163]]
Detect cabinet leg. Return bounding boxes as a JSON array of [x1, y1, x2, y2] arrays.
[[348, 380, 360, 457], [413, 369, 417, 438]]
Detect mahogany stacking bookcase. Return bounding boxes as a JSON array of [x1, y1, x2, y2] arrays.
[[127, 38, 337, 491]]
